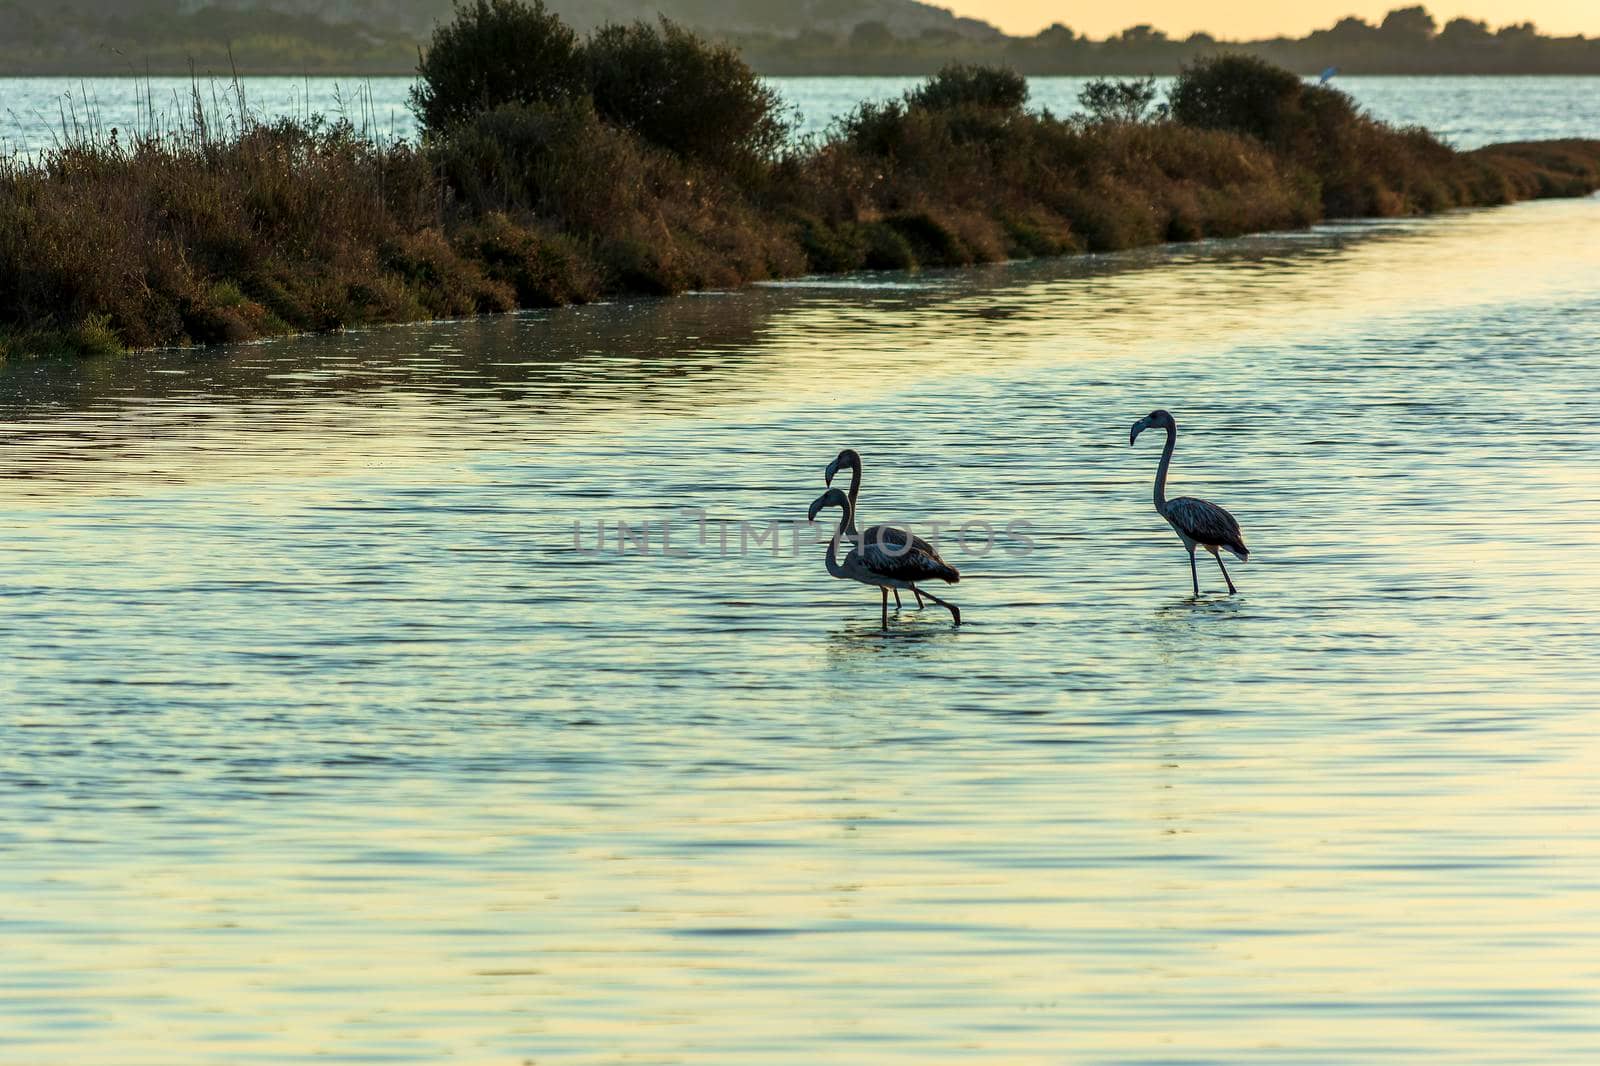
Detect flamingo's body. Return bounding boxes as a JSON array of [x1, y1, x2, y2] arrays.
[[808, 487, 960, 628], [1130, 409, 1249, 596]]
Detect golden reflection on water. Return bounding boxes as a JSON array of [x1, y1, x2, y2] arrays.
[[2, 197, 1599, 1064], [3, 199, 1597, 498]]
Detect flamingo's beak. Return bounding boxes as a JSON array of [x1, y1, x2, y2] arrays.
[[1130, 417, 1151, 446], [824, 457, 840, 486], [808, 494, 828, 523]]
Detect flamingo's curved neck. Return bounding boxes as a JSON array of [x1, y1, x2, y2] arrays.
[[1153, 423, 1176, 514], [824, 498, 857, 578], [845, 462, 862, 514]]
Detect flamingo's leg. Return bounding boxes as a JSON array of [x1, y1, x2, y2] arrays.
[[893, 588, 902, 609], [918, 589, 961, 626], [1216, 553, 1238, 595], [1188, 548, 1200, 597], [912, 587, 926, 608], [880, 586, 888, 629]]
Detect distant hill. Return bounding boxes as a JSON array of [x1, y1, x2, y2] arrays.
[[0, 1, 1595, 76]]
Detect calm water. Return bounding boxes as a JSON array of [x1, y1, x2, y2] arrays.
[[2, 74, 1598, 153], [2, 194, 1599, 1062]]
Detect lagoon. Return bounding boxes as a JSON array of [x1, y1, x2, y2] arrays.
[[2, 194, 1599, 1062]]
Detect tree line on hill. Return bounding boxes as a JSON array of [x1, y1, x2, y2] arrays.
[[742, 6, 1600, 75]]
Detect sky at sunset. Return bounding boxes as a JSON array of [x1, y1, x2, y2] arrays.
[[939, 2, 1600, 39]]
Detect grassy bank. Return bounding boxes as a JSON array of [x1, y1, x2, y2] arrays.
[[3, 8, 1599, 361]]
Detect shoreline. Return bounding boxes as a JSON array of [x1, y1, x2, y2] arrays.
[[5, 133, 1598, 363], [9, 175, 1600, 368]]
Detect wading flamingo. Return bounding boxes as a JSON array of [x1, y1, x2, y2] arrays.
[[808, 487, 960, 628], [825, 448, 925, 609], [1130, 409, 1249, 596]]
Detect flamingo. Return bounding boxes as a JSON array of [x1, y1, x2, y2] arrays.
[[1130, 409, 1250, 596], [807, 487, 961, 628], [824, 448, 925, 609]]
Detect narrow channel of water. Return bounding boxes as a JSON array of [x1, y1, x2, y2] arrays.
[[5, 74, 1598, 153]]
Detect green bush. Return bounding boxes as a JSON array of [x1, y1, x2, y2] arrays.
[[836, 99, 910, 156], [410, 0, 586, 137], [1168, 54, 1309, 143], [908, 64, 1028, 112], [433, 101, 649, 231], [585, 18, 788, 172], [837, 66, 1029, 159], [457, 214, 599, 306], [1078, 78, 1162, 124], [1168, 54, 1484, 217], [1168, 53, 1362, 156]]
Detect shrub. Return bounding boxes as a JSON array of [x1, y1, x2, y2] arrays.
[[1078, 78, 1163, 124], [908, 64, 1029, 112], [61, 314, 122, 356], [794, 216, 870, 273], [861, 222, 916, 270], [836, 66, 1030, 162], [584, 18, 788, 172], [410, 0, 586, 137], [836, 99, 910, 156], [433, 101, 650, 231], [456, 214, 599, 306], [0, 315, 123, 361], [1167, 53, 1389, 212], [1474, 139, 1600, 199], [1168, 54, 1314, 144], [1167, 54, 1504, 217]]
